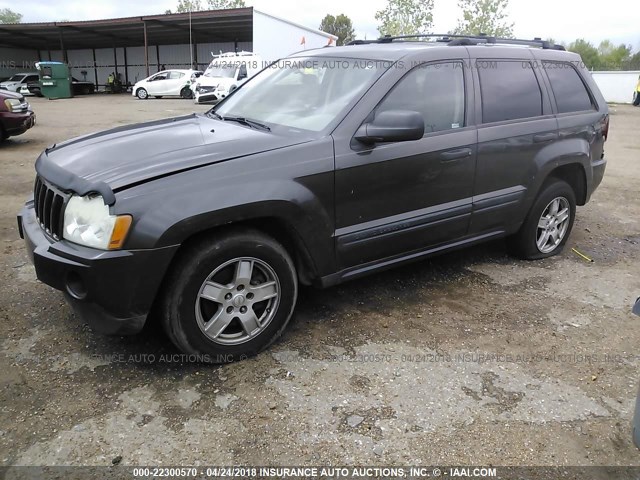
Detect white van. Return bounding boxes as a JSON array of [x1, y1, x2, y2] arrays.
[[192, 51, 263, 104]]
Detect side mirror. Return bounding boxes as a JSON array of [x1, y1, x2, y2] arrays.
[[355, 110, 424, 145]]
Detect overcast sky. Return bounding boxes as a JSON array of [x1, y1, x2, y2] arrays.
[[2, 0, 638, 50]]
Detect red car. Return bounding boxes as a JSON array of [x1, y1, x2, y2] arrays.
[[0, 89, 35, 141]]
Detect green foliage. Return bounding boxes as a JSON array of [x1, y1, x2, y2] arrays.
[[567, 39, 601, 70], [597, 40, 631, 70], [0, 8, 22, 24], [375, 0, 434, 37], [175, 0, 245, 13], [453, 0, 513, 38], [207, 0, 246, 9], [567, 39, 633, 70], [319, 14, 355, 46], [175, 0, 203, 12]]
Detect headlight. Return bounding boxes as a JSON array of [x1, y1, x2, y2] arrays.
[[63, 195, 132, 250], [4, 98, 21, 112]]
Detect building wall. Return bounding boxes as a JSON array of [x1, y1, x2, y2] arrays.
[[0, 47, 39, 78], [46, 42, 252, 88], [591, 71, 640, 104], [253, 10, 336, 63]]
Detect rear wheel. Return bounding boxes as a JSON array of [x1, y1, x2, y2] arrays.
[[161, 229, 298, 363], [180, 86, 193, 99], [136, 88, 148, 100], [508, 178, 576, 260]]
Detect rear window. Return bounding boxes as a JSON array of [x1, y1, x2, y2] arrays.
[[478, 61, 543, 123], [543, 62, 594, 113]]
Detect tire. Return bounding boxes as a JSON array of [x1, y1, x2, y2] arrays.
[[508, 178, 576, 260], [136, 88, 148, 100], [633, 91, 640, 106], [180, 86, 193, 99], [161, 229, 298, 363]]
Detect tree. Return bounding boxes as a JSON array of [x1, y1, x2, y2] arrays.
[[0, 8, 22, 23], [375, 0, 434, 37], [174, 0, 244, 13], [597, 40, 631, 70], [319, 14, 355, 46], [207, 0, 245, 8], [453, 0, 513, 38], [175, 0, 203, 12], [567, 39, 601, 70]]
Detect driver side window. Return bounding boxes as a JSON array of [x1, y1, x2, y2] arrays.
[[376, 62, 465, 134]]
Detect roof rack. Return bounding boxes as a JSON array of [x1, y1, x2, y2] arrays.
[[347, 33, 565, 51]]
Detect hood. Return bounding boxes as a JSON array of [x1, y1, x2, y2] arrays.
[[198, 76, 234, 87], [36, 113, 311, 194], [0, 89, 22, 99]]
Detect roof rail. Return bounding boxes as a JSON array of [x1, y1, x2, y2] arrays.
[[347, 33, 565, 51]]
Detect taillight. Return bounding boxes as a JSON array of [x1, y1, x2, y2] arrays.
[[602, 114, 609, 141]]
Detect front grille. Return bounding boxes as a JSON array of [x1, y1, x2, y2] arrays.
[[33, 176, 67, 240]]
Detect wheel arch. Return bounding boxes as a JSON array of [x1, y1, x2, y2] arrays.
[[160, 213, 322, 287]]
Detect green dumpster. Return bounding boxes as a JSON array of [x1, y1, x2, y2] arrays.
[[36, 61, 72, 99]]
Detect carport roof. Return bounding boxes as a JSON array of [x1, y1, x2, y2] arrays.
[[0, 7, 254, 50]]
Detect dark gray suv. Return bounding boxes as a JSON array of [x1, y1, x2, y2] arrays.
[[18, 35, 609, 362]]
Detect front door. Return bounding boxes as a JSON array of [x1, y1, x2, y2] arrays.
[[334, 60, 477, 269]]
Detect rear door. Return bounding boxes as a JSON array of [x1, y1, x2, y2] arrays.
[[469, 53, 557, 235], [165, 71, 186, 95], [333, 56, 477, 269]]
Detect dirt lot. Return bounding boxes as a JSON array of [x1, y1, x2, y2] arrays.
[[0, 95, 639, 471]]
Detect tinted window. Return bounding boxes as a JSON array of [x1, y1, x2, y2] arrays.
[[543, 62, 594, 113], [376, 62, 465, 134], [478, 61, 542, 123]]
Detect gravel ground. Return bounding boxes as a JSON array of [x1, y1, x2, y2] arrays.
[[0, 95, 639, 471]]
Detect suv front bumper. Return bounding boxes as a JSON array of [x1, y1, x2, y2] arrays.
[[18, 201, 178, 335]]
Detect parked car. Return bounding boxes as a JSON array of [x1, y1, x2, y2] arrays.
[[71, 77, 95, 95], [192, 52, 262, 104], [1, 89, 35, 141], [0, 73, 39, 92], [18, 35, 609, 362], [132, 69, 200, 100]]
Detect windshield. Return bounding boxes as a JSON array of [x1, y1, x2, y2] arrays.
[[8, 74, 26, 82], [204, 65, 237, 78], [213, 57, 385, 133]]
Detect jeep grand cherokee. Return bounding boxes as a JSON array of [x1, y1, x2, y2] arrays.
[[18, 35, 609, 362]]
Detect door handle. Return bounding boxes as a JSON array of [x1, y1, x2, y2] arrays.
[[439, 148, 472, 162], [533, 133, 558, 143]]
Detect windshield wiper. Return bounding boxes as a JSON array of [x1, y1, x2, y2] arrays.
[[220, 115, 271, 132], [207, 111, 223, 120]]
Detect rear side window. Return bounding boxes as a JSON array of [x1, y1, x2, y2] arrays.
[[543, 62, 594, 113], [478, 61, 542, 123], [376, 62, 465, 134]]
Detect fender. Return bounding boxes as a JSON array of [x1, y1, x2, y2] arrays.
[[522, 137, 590, 212], [113, 137, 336, 277]]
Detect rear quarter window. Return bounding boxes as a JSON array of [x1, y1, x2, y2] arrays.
[[543, 62, 595, 113], [478, 60, 543, 123]]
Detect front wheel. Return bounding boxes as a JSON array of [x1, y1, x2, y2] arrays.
[[161, 229, 298, 362], [136, 88, 148, 99], [508, 179, 576, 260]]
